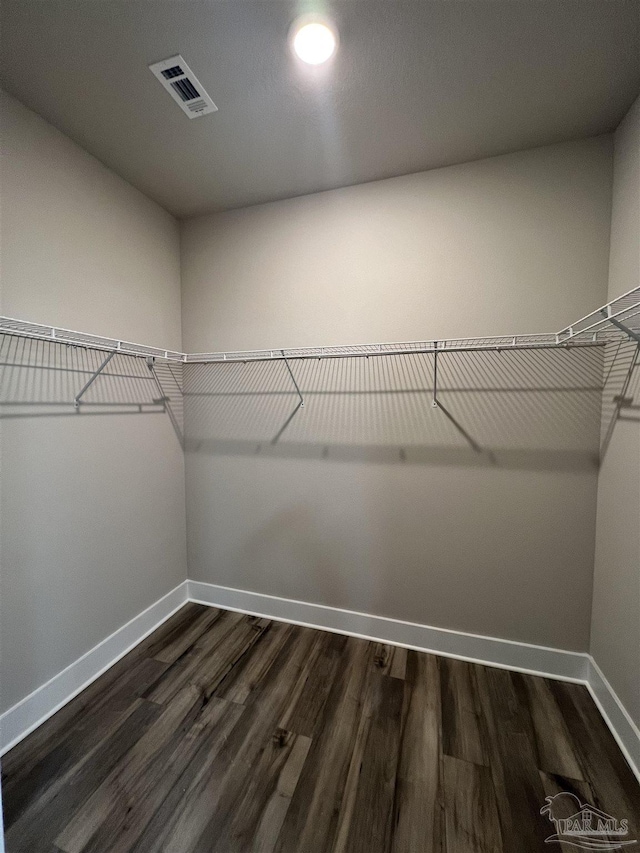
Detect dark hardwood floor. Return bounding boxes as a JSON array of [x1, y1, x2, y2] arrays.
[[2, 603, 639, 852]]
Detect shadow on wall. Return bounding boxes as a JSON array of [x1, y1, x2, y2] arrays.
[[183, 343, 640, 473], [2, 334, 638, 473], [0, 334, 185, 443], [600, 337, 640, 455]]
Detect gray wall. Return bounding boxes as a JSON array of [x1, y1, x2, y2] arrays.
[[0, 92, 187, 712], [591, 95, 640, 725], [180, 137, 613, 652]]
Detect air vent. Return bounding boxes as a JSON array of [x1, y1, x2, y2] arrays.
[[149, 55, 217, 119]]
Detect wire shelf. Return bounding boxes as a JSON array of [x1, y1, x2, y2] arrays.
[[1, 286, 638, 364], [182, 345, 605, 455], [2, 289, 637, 457], [0, 316, 185, 362], [558, 286, 640, 342], [185, 333, 592, 363]]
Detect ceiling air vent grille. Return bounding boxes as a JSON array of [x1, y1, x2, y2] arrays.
[[149, 54, 217, 119]]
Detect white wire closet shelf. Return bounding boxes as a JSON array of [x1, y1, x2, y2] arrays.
[[0, 285, 638, 362], [0, 317, 185, 362]]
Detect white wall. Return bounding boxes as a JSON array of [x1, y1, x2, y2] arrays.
[[591, 95, 640, 726], [180, 137, 613, 652], [0, 91, 187, 712]]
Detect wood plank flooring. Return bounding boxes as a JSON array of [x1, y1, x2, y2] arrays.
[[2, 603, 639, 852]]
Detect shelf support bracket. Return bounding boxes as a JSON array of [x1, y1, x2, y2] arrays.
[[432, 346, 439, 408], [426, 346, 487, 457], [271, 351, 304, 445], [604, 313, 640, 344], [282, 350, 304, 407], [146, 357, 170, 406], [74, 350, 116, 409]]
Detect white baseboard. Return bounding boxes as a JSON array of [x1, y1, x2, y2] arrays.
[[187, 580, 589, 681], [188, 579, 640, 784], [0, 581, 188, 757], [2, 577, 637, 789], [586, 657, 640, 784]]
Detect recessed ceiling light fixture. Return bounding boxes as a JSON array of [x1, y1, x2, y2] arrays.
[[291, 18, 338, 65]]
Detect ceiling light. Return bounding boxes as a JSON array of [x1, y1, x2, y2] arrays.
[[291, 20, 337, 65]]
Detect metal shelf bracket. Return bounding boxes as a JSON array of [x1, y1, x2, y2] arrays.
[[270, 350, 305, 445], [282, 350, 304, 407], [602, 310, 640, 344], [73, 351, 116, 409], [432, 346, 439, 408]]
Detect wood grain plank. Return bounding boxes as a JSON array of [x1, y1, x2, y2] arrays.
[[548, 680, 640, 841], [538, 771, 603, 853], [143, 610, 249, 705], [175, 615, 271, 703], [331, 656, 393, 853], [5, 699, 161, 853], [511, 673, 584, 780], [215, 620, 292, 705], [187, 628, 328, 853], [473, 666, 550, 853], [239, 730, 312, 853], [274, 637, 371, 853], [440, 657, 489, 767], [2, 656, 168, 831], [206, 728, 312, 853], [391, 650, 445, 853], [134, 626, 319, 853], [278, 631, 347, 738], [78, 698, 245, 853], [151, 607, 224, 664], [55, 685, 205, 853], [371, 643, 408, 680], [339, 671, 404, 853], [133, 604, 209, 660], [538, 769, 597, 803], [443, 755, 502, 853], [2, 654, 168, 823]]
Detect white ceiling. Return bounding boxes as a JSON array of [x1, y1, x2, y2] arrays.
[[1, 1, 639, 218]]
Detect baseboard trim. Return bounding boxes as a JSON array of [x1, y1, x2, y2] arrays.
[[2, 578, 637, 789], [0, 581, 188, 757], [187, 580, 640, 784], [586, 657, 640, 785], [187, 580, 589, 681]]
